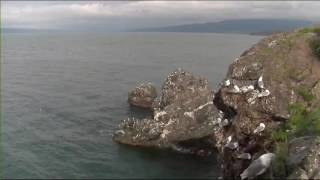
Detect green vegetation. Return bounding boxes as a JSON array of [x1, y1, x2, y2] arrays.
[[310, 38, 320, 59], [273, 142, 288, 177], [288, 103, 320, 136], [297, 87, 315, 102], [298, 27, 320, 34], [298, 27, 320, 59], [271, 103, 320, 177]]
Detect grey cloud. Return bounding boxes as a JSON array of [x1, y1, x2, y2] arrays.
[[2, 1, 320, 31]]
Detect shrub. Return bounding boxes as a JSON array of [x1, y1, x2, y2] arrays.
[[299, 27, 320, 34], [288, 104, 320, 136], [297, 87, 315, 102], [310, 38, 320, 59], [273, 142, 288, 177]]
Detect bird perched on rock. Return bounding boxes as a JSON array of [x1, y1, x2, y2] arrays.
[[226, 136, 232, 144], [224, 79, 231, 87], [232, 85, 241, 93], [240, 85, 254, 93], [225, 142, 238, 150], [240, 153, 275, 179], [257, 76, 264, 89], [258, 89, 270, 98], [253, 123, 266, 134]]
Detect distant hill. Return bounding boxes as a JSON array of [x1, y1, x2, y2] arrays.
[[133, 19, 314, 35]]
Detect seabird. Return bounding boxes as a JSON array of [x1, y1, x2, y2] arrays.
[[217, 117, 222, 124], [225, 142, 239, 150], [257, 76, 264, 89], [224, 79, 231, 87], [258, 89, 270, 98], [222, 119, 230, 126], [233, 85, 241, 93], [254, 123, 266, 134], [240, 153, 276, 180], [241, 85, 255, 93], [226, 136, 233, 144], [237, 153, 252, 160]]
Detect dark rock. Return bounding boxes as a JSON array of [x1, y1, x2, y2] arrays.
[[114, 69, 221, 151], [128, 83, 157, 108], [287, 136, 320, 179], [287, 167, 308, 180]]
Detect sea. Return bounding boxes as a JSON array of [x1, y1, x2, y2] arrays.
[[1, 32, 263, 179]]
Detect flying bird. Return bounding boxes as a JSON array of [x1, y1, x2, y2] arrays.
[[240, 153, 276, 179]]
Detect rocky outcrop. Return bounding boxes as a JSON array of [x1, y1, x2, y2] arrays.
[[287, 136, 320, 179], [113, 28, 320, 179], [128, 83, 157, 108], [212, 29, 320, 179], [114, 69, 222, 153]]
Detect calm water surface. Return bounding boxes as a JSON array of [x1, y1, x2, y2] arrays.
[[1, 32, 262, 178]]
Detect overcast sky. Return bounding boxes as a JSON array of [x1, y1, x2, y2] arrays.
[[2, 1, 320, 31]]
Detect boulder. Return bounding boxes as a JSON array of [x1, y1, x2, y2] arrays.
[[114, 69, 221, 152], [128, 83, 157, 108], [287, 136, 320, 179]]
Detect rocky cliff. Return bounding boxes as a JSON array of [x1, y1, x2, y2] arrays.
[[113, 27, 320, 179]]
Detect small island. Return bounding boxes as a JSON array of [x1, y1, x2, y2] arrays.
[[113, 27, 320, 179]]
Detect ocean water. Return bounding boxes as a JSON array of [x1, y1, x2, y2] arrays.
[[1, 32, 262, 179]]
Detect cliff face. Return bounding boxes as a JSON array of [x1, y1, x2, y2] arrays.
[[113, 27, 320, 179], [213, 28, 320, 178]]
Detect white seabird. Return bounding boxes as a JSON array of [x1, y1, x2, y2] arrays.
[[240, 153, 276, 179], [240, 85, 255, 93], [258, 76, 264, 89], [237, 153, 252, 160], [254, 123, 266, 134], [225, 142, 239, 150], [222, 119, 230, 126], [258, 89, 270, 98], [226, 136, 233, 144], [224, 79, 231, 87], [233, 85, 241, 93]]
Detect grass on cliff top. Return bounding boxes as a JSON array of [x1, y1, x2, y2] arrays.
[[310, 38, 320, 59], [298, 27, 320, 59], [299, 27, 320, 34]]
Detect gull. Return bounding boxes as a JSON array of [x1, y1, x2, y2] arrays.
[[258, 89, 270, 98], [237, 153, 252, 160], [226, 136, 233, 144], [258, 76, 264, 89], [232, 85, 241, 93], [241, 85, 255, 93], [225, 142, 239, 150], [222, 119, 230, 127], [224, 79, 231, 87], [240, 153, 276, 179], [254, 123, 266, 134], [217, 117, 222, 124]]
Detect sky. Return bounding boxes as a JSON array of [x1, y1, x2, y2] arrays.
[[2, 1, 320, 31]]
